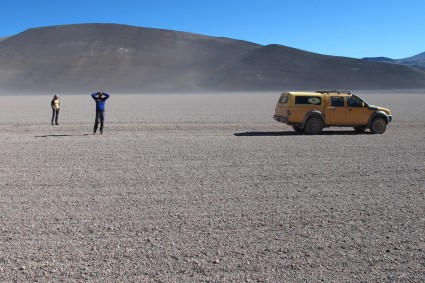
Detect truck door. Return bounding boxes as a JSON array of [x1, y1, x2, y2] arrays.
[[325, 96, 347, 125], [346, 96, 371, 124]]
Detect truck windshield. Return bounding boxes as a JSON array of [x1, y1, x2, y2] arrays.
[[352, 95, 369, 107]]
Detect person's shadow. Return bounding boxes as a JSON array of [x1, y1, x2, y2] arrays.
[[35, 134, 91, 138]]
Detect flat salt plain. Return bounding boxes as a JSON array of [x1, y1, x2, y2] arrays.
[[0, 92, 424, 282]]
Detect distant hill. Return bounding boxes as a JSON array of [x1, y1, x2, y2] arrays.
[[362, 57, 396, 63], [1, 23, 425, 93], [363, 52, 425, 71], [207, 45, 425, 90]]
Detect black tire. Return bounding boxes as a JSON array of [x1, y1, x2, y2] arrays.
[[353, 126, 367, 133], [292, 125, 304, 133], [304, 117, 323, 135], [370, 117, 387, 134]]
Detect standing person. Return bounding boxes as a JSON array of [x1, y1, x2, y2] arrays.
[[51, 94, 60, 125], [91, 91, 110, 134]]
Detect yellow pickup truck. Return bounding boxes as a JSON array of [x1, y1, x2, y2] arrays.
[[273, 90, 392, 134]]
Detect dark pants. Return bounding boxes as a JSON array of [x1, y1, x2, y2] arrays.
[[51, 109, 59, 125], [94, 110, 105, 133]]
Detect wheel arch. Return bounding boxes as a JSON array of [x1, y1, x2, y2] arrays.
[[301, 110, 324, 128], [368, 111, 389, 128]]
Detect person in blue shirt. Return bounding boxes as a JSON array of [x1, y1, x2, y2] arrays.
[[91, 91, 110, 134]]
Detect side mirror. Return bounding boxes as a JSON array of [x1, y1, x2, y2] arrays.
[[361, 102, 365, 107]]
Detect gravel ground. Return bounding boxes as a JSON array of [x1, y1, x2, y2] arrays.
[[0, 92, 424, 282]]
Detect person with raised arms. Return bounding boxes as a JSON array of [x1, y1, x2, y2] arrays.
[[91, 91, 110, 134]]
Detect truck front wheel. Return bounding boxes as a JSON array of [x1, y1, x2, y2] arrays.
[[370, 117, 387, 134], [304, 117, 323, 135]]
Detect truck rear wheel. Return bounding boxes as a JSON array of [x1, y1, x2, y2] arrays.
[[304, 117, 323, 135], [370, 117, 386, 134]]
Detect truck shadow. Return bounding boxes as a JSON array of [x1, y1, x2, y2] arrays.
[[234, 131, 370, 136]]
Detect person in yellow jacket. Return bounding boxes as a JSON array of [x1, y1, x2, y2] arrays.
[[51, 94, 60, 125]]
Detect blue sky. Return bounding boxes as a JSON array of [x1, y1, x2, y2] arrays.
[[1, 0, 424, 59]]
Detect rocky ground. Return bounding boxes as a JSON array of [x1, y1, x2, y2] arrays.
[[0, 92, 424, 282]]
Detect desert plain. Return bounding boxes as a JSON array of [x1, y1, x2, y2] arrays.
[[0, 92, 424, 282]]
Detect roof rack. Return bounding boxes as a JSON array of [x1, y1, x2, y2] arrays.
[[315, 90, 352, 95]]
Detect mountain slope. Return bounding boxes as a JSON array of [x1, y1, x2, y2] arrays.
[[0, 24, 260, 92], [398, 52, 425, 70], [208, 44, 425, 90], [1, 23, 425, 93]]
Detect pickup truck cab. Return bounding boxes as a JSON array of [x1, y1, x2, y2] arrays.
[[273, 90, 392, 134]]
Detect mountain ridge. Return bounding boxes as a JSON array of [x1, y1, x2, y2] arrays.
[[363, 51, 425, 71], [1, 23, 425, 93]]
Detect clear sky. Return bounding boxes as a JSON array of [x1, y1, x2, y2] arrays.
[[1, 0, 424, 59]]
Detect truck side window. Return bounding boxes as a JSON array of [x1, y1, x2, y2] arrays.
[[295, 96, 321, 105], [331, 97, 344, 107]]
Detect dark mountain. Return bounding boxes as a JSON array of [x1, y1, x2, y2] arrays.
[[1, 23, 425, 93]]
